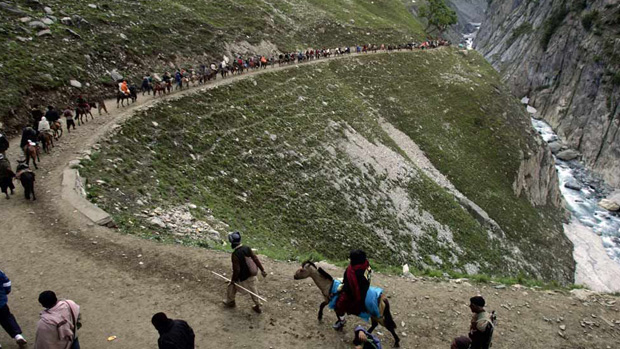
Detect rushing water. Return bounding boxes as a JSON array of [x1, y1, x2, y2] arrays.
[[527, 105, 620, 264]]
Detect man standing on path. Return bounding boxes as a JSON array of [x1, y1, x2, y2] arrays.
[[35, 291, 81, 349], [0, 268, 27, 348], [223, 231, 267, 313], [151, 312, 195, 349], [468, 296, 493, 349]]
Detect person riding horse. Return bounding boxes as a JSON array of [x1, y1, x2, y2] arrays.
[[119, 80, 130, 96], [333, 249, 372, 330]]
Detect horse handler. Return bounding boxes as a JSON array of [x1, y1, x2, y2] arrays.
[[222, 231, 267, 314]]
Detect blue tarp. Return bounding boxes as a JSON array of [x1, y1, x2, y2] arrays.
[[328, 279, 383, 322]]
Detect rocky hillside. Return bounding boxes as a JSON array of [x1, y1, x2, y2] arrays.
[[79, 49, 575, 283], [476, 0, 620, 187], [0, 0, 424, 134]]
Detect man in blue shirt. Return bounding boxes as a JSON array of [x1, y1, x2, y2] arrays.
[[0, 269, 27, 347]]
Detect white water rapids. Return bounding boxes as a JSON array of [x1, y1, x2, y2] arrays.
[[525, 98, 620, 292]]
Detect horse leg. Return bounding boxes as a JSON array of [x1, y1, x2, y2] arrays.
[[318, 301, 328, 321], [30, 181, 36, 200], [382, 298, 400, 347], [368, 318, 378, 333]]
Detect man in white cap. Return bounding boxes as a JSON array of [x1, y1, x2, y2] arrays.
[[223, 231, 267, 313]]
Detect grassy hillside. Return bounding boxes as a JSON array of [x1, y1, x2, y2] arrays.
[[0, 0, 424, 133], [80, 49, 574, 283]]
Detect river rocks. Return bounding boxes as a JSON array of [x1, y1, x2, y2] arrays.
[[28, 20, 47, 29], [564, 180, 582, 191], [598, 199, 620, 212], [36, 29, 51, 37], [548, 141, 563, 154], [556, 149, 580, 161], [70, 80, 82, 88]]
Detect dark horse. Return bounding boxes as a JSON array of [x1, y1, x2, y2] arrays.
[[15, 161, 35, 200], [294, 261, 400, 347], [76, 104, 93, 125], [117, 86, 138, 107]]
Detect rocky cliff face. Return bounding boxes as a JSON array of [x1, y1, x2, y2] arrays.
[[477, 0, 620, 187]]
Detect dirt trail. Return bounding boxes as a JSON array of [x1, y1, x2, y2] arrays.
[[1, 51, 619, 348]]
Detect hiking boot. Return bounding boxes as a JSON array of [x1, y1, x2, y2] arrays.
[[15, 334, 27, 348], [332, 319, 346, 331], [222, 300, 236, 308], [252, 305, 262, 314]]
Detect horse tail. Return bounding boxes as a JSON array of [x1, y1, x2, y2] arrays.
[[382, 296, 397, 330]]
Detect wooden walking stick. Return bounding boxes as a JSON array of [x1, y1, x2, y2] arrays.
[[210, 271, 268, 302]]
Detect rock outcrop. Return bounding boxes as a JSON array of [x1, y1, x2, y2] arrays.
[[513, 138, 562, 207], [476, 0, 620, 187]]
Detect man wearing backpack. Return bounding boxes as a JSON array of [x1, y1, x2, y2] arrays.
[[468, 296, 494, 349], [223, 231, 267, 313]]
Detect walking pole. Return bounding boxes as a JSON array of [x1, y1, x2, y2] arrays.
[[210, 271, 268, 302]]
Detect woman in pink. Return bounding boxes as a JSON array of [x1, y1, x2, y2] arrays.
[[34, 291, 81, 349]]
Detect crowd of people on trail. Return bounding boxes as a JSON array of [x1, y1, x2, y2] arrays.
[[1, 229, 495, 349], [0, 37, 495, 349]]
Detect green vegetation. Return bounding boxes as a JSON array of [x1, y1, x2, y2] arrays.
[[507, 22, 533, 46], [582, 10, 600, 31], [81, 49, 573, 283], [419, 0, 458, 34], [540, 3, 569, 51], [0, 0, 425, 133]]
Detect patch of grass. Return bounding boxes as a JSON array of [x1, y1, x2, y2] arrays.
[[82, 49, 573, 282], [582, 10, 600, 31], [507, 22, 532, 46]]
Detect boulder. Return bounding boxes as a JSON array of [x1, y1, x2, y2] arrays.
[[66, 28, 81, 38], [70, 80, 82, 88], [548, 141, 563, 154], [0, 2, 27, 15], [110, 70, 123, 81], [88, 3, 97, 9], [564, 179, 581, 191], [43, 6, 53, 14], [606, 191, 620, 207], [28, 20, 47, 29], [19, 17, 31, 23], [556, 149, 580, 161], [36, 29, 52, 36], [598, 199, 620, 212], [60, 16, 72, 25], [41, 17, 53, 25], [119, 33, 128, 40]]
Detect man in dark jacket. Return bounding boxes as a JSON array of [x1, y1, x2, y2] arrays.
[[223, 231, 267, 313], [0, 268, 27, 347], [151, 313, 194, 349], [44, 106, 60, 124], [468, 296, 493, 349], [30, 105, 43, 131], [334, 249, 371, 330]]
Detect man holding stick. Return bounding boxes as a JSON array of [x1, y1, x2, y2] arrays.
[[222, 231, 267, 313]]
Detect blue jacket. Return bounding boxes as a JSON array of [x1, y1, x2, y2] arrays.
[[0, 269, 11, 307]]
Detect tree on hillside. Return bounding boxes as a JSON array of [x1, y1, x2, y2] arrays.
[[419, 0, 458, 35]]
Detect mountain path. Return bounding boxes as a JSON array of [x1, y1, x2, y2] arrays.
[[0, 50, 619, 348]]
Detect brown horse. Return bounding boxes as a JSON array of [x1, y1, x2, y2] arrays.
[[23, 142, 40, 169], [294, 261, 400, 347], [38, 132, 54, 154], [50, 120, 63, 140]]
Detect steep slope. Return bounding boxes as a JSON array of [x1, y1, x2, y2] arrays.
[[476, 0, 620, 187], [0, 0, 424, 134], [79, 49, 574, 283]]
